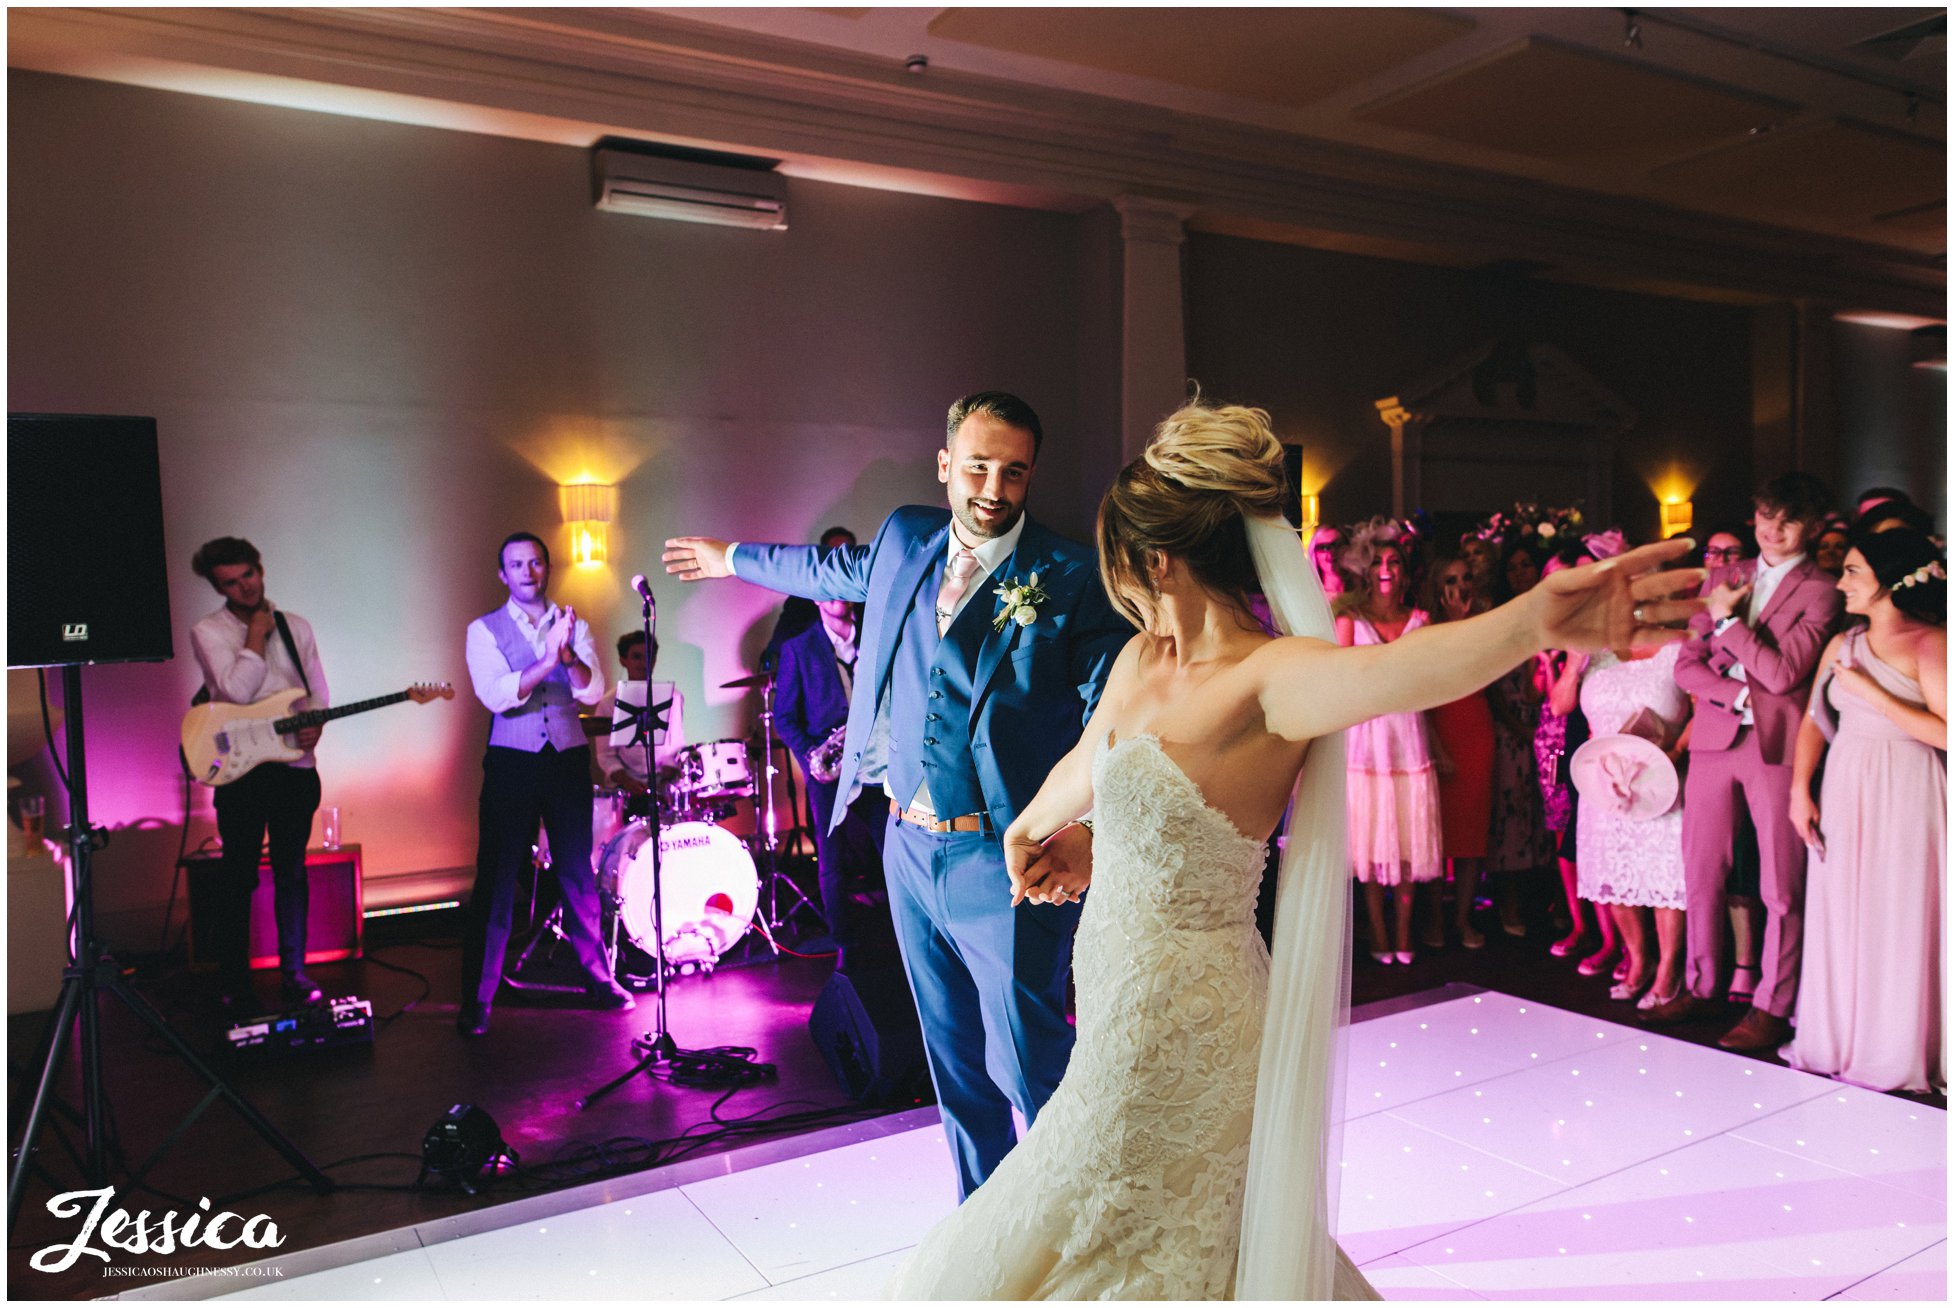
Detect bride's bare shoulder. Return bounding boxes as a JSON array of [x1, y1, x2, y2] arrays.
[[1242, 633, 1340, 678]]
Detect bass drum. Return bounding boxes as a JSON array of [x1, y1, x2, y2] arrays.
[[598, 820, 758, 972]]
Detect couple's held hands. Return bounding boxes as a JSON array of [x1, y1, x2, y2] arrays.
[[664, 536, 734, 582], [1006, 820, 1093, 908], [1532, 538, 1707, 653]]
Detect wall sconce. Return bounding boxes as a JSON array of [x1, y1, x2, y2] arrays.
[[559, 482, 617, 568], [1659, 500, 1693, 539], [1301, 493, 1322, 530]]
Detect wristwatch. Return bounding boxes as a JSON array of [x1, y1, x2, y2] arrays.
[[1713, 615, 1742, 636]]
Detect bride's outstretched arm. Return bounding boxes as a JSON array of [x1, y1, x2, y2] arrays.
[[1260, 538, 1706, 743], [1003, 636, 1142, 906]]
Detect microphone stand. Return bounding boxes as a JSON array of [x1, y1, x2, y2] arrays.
[[576, 582, 678, 1108]]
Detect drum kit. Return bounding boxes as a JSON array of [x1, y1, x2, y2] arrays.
[[561, 668, 822, 986]]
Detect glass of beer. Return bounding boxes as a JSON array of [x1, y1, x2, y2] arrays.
[[19, 795, 46, 846]]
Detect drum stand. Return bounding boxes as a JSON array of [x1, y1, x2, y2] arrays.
[[751, 679, 822, 950]]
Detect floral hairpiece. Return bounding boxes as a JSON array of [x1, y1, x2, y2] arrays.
[[1894, 561, 1945, 589]]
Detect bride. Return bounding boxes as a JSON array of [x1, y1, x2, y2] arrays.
[[889, 402, 1703, 1300]]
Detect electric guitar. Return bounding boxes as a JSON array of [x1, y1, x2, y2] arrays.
[[182, 683, 454, 786]]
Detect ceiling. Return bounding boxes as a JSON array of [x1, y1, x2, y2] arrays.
[[9, 6, 1946, 310]]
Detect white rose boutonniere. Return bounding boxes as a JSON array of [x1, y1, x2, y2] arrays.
[[992, 572, 1049, 633]]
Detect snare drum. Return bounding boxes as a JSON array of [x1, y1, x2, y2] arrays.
[[597, 820, 759, 970], [677, 739, 754, 799]]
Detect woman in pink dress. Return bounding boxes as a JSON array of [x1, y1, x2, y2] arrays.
[[1337, 519, 1442, 964], [1784, 530, 1946, 1094]]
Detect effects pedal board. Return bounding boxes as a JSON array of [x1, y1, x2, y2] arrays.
[[227, 995, 375, 1058]]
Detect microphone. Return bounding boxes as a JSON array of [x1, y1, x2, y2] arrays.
[[630, 574, 656, 608]]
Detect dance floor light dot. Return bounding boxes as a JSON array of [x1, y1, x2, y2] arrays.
[[1420, 1023, 1429, 1030], [1582, 1213, 1592, 1221], [1684, 1129, 1694, 1136], [1675, 1090, 1684, 1097], [1870, 1147, 1881, 1154], [1783, 1205, 1792, 1211], [1571, 1069, 1581, 1076], [1754, 1103, 1762, 1109], [1584, 1100, 1594, 1107], [1685, 1216, 1695, 1223], [1470, 1028, 1480, 1035]]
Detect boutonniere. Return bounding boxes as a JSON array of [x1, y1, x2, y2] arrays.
[[992, 572, 1049, 632]]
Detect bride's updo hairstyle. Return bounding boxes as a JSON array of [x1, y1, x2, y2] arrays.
[[1097, 401, 1288, 630]]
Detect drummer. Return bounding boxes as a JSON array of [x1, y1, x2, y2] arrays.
[[591, 631, 688, 795]]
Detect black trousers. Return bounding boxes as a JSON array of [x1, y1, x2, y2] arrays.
[[212, 763, 321, 978], [464, 744, 610, 1006], [806, 778, 889, 950]]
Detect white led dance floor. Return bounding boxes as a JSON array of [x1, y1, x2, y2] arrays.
[[122, 988, 1944, 1301]]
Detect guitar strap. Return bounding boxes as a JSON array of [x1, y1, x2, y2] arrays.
[[272, 610, 311, 695]]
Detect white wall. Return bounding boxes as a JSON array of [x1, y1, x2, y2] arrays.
[[8, 71, 1115, 937]]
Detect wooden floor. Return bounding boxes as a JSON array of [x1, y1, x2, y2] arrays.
[[10, 882, 1941, 1301]]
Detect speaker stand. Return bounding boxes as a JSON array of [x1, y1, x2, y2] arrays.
[[8, 667, 333, 1233]]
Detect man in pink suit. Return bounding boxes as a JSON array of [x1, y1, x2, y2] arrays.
[[1645, 473, 1842, 1050]]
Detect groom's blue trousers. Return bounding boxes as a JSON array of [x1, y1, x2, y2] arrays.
[[883, 815, 1080, 1199]]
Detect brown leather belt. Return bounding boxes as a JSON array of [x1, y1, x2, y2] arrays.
[[889, 799, 991, 834]]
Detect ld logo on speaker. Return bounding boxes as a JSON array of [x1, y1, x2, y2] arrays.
[[62, 624, 88, 642]]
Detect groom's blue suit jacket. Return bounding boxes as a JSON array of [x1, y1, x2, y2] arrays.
[[736, 506, 1131, 838]]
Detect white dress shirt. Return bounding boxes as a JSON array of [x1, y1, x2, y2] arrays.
[[1727, 552, 1805, 724], [190, 603, 330, 768], [465, 599, 606, 714]]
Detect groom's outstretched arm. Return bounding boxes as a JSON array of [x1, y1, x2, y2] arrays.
[[664, 534, 871, 603]]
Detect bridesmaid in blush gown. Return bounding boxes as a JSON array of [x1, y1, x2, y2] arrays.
[[1784, 531, 1946, 1094]]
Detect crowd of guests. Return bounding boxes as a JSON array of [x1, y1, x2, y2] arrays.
[[1311, 482, 1945, 1095]]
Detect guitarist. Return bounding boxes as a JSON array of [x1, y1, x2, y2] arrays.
[[460, 532, 635, 1038], [188, 537, 328, 1010]]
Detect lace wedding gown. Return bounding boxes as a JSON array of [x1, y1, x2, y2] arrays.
[[889, 731, 1377, 1299]]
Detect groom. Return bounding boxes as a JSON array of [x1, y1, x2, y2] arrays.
[[665, 392, 1130, 1197]]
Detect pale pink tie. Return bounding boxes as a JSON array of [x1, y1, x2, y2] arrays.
[[936, 548, 980, 636]]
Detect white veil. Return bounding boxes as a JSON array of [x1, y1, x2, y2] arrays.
[[1236, 514, 1370, 1300]]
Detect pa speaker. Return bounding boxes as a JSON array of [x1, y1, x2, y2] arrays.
[[8, 413, 174, 668], [808, 967, 928, 1106]]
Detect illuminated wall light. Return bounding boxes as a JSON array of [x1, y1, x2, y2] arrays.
[[1302, 493, 1322, 529], [1659, 499, 1694, 539], [559, 482, 618, 569]]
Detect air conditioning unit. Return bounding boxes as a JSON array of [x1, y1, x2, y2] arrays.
[[593, 148, 787, 231]]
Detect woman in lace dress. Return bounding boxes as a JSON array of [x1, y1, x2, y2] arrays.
[[1574, 641, 1692, 1009], [1336, 520, 1443, 964], [1784, 532, 1945, 1093], [890, 402, 1705, 1301]]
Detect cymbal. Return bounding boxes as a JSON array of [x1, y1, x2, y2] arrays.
[[720, 672, 774, 689]]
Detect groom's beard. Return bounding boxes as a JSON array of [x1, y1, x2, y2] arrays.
[[953, 496, 1023, 541]]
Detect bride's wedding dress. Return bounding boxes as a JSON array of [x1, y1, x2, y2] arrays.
[[889, 729, 1378, 1299]]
